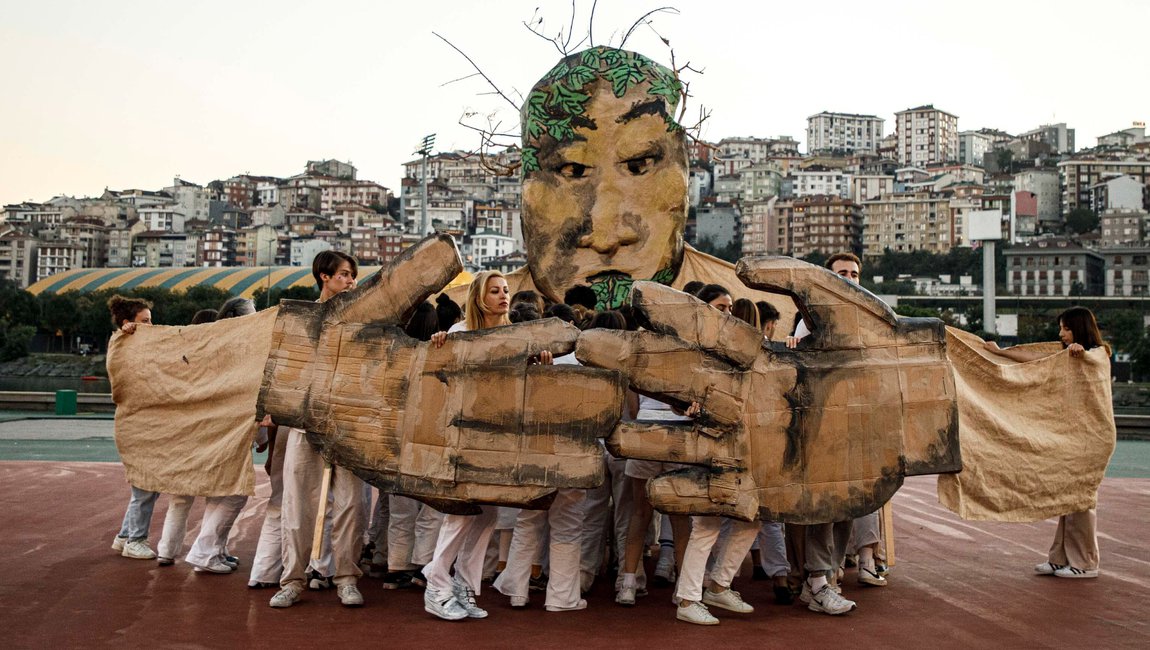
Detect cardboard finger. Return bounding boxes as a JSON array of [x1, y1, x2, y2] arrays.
[[629, 281, 763, 369], [736, 256, 898, 349], [577, 329, 744, 425], [604, 421, 741, 466], [327, 233, 463, 326], [646, 467, 760, 521]]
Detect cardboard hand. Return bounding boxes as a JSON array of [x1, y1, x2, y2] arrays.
[[576, 257, 960, 524], [258, 235, 624, 513]]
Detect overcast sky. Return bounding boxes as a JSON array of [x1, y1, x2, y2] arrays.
[[1, 0, 1146, 206]]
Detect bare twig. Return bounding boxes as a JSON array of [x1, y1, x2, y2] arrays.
[[440, 72, 482, 87], [620, 7, 678, 48], [588, 0, 597, 46], [522, 9, 565, 55], [433, 32, 520, 112]]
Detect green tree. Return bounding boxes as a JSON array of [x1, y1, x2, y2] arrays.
[[0, 319, 35, 361], [0, 279, 37, 326], [1065, 208, 1099, 235], [37, 292, 79, 352]]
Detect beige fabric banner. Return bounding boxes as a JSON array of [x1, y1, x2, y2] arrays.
[[107, 308, 277, 496], [939, 327, 1116, 522]]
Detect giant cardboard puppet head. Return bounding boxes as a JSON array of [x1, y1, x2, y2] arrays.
[[521, 47, 689, 309]]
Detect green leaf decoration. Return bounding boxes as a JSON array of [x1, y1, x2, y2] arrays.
[[546, 61, 571, 84], [565, 64, 598, 89], [649, 266, 675, 285], [600, 49, 625, 69], [606, 62, 646, 98], [646, 72, 681, 108], [581, 48, 602, 69], [521, 147, 540, 175], [546, 117, 576, 141], [547, 84, 591, 115]]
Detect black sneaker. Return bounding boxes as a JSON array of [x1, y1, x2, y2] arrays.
[[409, 569, 427, 588], [382, 571, 414, 590], [308, 570, 333, 590], [529, 574, 548, 592], [752, 566, 769, 581]]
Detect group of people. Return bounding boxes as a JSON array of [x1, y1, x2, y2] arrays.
[[107, 249, 1105, 626]]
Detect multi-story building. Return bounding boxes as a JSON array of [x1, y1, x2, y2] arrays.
[[958, 130, 994, 166], [790, 196, 863, 258], [1017, 123, 1075, 154], [806, 112, 884, 154], [1097, 123, 1146, 149], [0, 227, 37, 287], [35, 238, 87, 281], [895, 105, 959, 167], [319, 181, 391, 215], [164, 178, 211, 222], [1089, 175, 1146, 214], [1057, 157, 1150, 215], [847, 174, 895, 204], [1103, 246, 1150, 296], [132, 232, 197, 268], [1013, 168, 1061, 230], [1099, 210, 1148, 248], [107, 219, 145, 268], [791, 168, 846, 199], [200, 226, 237, 267], [290, 238, 334, 267], [138, 204, 186, 233], [57, 218, 109, 268], [306, 159, 357, 179], [695, 203, 741, 252], [1004, 238, 1103, 296], [469, 230, 516, 270], [861, 191, 956, 256], [223, 176, 257, 209], [738, 164, 783, 203]]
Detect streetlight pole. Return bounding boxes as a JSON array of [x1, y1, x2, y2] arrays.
[[415, 134, 436, 235]]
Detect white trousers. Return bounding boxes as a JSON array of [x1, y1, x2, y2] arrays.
[[387, 495, 443, 570], [494, 489, 585, 608], [423, 507, 497, 594], [756, 521, 789, 577], [851, 511, 882, 551], [249, 427, 288, 584], [185, 495, 248, 568], [157, 494, 196, 561], [279, 428, 366, 588], [675, 517, 759, 602], [579, 450, 631, 578]]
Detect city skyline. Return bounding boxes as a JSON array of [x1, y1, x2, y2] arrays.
[[1, 0, 1147, 206]]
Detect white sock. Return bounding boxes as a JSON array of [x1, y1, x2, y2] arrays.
[[859, 547, 876, 572], [808, 574, 828, 591], [621, 572, 636, 589]]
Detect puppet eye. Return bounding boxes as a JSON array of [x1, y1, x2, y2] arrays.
[[556, 162, 589, 178], [624, 155, 657, 176]]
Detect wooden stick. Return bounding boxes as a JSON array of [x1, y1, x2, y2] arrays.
[[311, 463, 333, 562], [880, 501, 896, 567]]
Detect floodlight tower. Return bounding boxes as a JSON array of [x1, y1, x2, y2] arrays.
[[415, 134, 436, 235]]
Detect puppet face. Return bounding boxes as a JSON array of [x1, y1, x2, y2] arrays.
[[521, 48, 688, 309]]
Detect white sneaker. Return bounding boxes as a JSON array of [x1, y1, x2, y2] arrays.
[[858, 566, 888, 587], [676, 601, 719, 625], [615, 585, 636, 606], [703, 588, 753, 614], [1054, 565, 1099, 579], [510, 595, 528, 608], [193, 558, 234, 574], [808, 583, 856, 615], [1034, 561, 1064, 575], [451, 578, 488, 619], [269, 585, 303, 608], [338, 584, 364, 606], [799, 580, 813, 604], [424, 587, 468, 621], [121, 539, 156, 560], [545, 598, 587, 612], [111, 536, 127, 552]]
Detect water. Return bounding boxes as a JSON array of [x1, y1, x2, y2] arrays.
[[0, 376, 111, 393]]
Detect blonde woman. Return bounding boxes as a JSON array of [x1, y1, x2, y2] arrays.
[[422, 271, 553, 620]]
